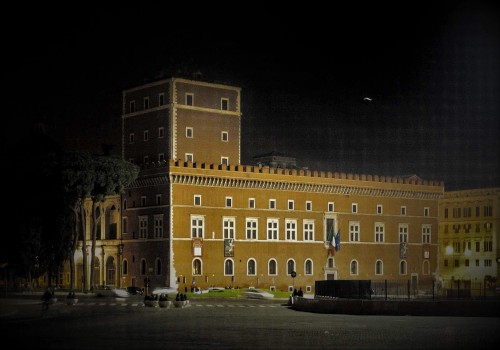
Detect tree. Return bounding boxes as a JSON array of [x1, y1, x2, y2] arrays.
[[87, 155, 138, 290], [60, 152, 96, 291], [4, 123, 68, 288]]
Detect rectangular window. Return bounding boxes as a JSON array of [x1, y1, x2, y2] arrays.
[[223, 217, 235, 239], [185, 153, 193, 163], [476, 206, 481, 217], [453, 241, 461, 253], [246, 218, 258, 240], [154, 215, 163, 238], [444, 208, 448, 218], [221, 157, 229, 165], [143, 130, 149, 141], [375, 223, 384, 242], [139, 216, 148, 238], [422, 225, 431, 244], [464, 207, 472, 218], [476, 259, 480, 267], [122, 217, 128, 233], [349, 222, 360, 242], [156, 194, 161, 206], [399, 224, 408, 243], [288, 200, 294, 210], [328, 202, 334, 212], [484, 205, 493, 217], [424, 207, 430, 217], [352, 203, 358, 213], [144, 97, 149, 109], [159, 93, 165, 106], [221, 131, 229, 142], [269, 199, 276, 209], [129, 100, 135, 113], [453, 208, 461, 218], [267, 218, 279, 240], [377, 205, 383, 214], [158, 127, 164, 138], [129, 133, 135, 144], [465, 259, 469, 267], [454, 259, 459, 267], [484, 241, 493, 252], [185, 93, 193, 106], [226, 196, 232, 208], [191, 215, 204, 238], [248, 198, 255, 209], [194, 195, 201, 206], [306, 201, 312, 211], [186, 127, 193, 138], [158, 153, 165, 162], [303, 220, 314, 241], [401, 206, 406, 216], [285, 219, 297, 241], [141, 196, 146, 207], [221, 98, 229, 110], [475, 241, 480, 252], [484, 259, 492, 267]]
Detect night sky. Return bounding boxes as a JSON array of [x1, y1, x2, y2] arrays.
[[4, 1, 499, 191]]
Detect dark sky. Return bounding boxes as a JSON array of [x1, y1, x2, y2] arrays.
[[4, 1, 499, 191]]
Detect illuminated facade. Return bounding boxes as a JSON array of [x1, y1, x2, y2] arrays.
[[113, 77, 443, 293], [438, 188, 500, 288]]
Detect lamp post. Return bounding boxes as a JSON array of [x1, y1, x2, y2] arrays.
[[118, 238, 124, 288]]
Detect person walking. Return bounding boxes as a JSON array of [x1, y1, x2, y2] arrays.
[[41, 288, 53, 317]]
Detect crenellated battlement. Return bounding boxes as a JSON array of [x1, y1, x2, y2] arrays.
[[167, 159, 444, 187]]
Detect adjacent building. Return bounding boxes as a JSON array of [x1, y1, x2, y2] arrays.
[[438, 188, 500, 292]]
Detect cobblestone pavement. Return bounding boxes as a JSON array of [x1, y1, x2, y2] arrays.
[[1, 297, 499, 349]]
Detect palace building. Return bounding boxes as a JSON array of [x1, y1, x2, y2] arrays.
[[65, 77, 446, 293]]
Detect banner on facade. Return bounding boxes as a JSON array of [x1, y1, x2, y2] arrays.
[[224, 238, 234, 257]]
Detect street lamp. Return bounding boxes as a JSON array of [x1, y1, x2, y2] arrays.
[[118, 237, 124, 288]]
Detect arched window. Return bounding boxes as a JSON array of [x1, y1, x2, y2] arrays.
[[122, 260, 128, 275], [193, 258, 202, 275], [423, 260, 430, 275], [400, 260, 407, 275], [350, 260, 358, 275], [247, 259, 256, 276], [141, 259, 147, 275], [287, 259, 295, 275], [304, 259, 313, 275], [375, 260, 383, 275], [224, 259, 234, 275], [268, 259, 277, 275], [155, 258, 162, 275]]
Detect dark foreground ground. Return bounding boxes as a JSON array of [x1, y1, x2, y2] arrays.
[[1, 296, 499, 350]]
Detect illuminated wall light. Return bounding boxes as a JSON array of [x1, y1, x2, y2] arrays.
[[445, 246, 453, 255]]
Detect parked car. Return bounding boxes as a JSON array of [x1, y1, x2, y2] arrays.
[[152, 287, 177, 296], [244, 288, 274, 299], [127, 286, 144, 295], [96, 285, 130, 298]]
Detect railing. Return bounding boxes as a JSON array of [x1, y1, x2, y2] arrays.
[[316, 279, 498, 300]]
